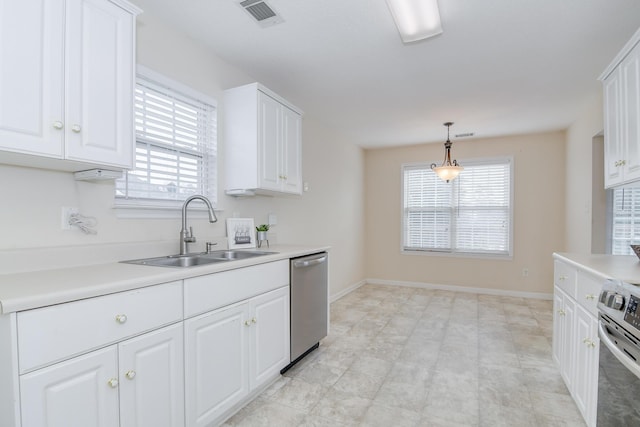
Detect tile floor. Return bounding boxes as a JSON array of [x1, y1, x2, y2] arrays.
[[223, 284, 586, 427]]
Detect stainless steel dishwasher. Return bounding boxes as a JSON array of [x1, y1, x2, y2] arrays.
[[281, 252, 328, 373]]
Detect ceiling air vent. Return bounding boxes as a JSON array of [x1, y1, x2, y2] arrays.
[[238, 0, 284, 27]]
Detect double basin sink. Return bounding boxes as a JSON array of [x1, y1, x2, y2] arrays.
[[122, 250, 276, 268]]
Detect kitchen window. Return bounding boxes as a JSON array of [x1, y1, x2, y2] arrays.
[[115, 66, 217, 215], [402, 158, 513, 257], [609, 187, 640, 254]]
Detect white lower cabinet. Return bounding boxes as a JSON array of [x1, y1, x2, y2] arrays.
[[249, 288, 290, 389], [573, 304, 599, 426], [184, 302, 248, 427], [184, 286, 290, 427], [20, 346, 120, 427], [553, 258, 602, 427], [118, 323, 185, 427], [553, 286, 576, 388], [20, 323, 184, 427], [3, 260, 292, 427]]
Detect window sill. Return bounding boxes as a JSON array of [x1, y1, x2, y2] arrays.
[[114, 199, 221, 219], [402, 248, 512, 260]]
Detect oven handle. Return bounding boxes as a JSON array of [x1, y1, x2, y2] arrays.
[[598, 321, 640, 379]]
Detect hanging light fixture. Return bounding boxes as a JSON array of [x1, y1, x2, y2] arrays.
[[431, 122, 463, 182]]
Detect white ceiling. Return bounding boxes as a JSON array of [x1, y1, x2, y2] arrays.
[[129, 0, 640, 148]]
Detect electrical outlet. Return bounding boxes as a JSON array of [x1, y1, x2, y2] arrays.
[[61, 207, 78, 230]]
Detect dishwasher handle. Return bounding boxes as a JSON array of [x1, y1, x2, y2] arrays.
[[293, 254, 327, 268]]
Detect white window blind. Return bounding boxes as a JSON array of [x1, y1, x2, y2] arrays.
[[116, 72, 217, 205], [403, 158, 512, 256], [610, 187, 640, 254]]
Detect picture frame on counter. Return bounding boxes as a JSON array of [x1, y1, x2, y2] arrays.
[[226, 218, 256, 249]]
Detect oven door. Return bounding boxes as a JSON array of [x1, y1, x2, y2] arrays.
[[597, 319, 640, 426]]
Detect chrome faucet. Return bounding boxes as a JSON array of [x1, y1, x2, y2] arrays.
[[180, 195, 218, 255]]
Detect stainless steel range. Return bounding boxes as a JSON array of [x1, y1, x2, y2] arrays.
[[597, 279, 640, 426]]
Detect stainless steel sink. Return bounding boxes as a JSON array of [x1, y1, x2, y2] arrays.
[[122, 254, 228, 268], [121, 250, 276, 268], [206, 250, 275, 261]]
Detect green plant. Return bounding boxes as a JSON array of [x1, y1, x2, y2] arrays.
[[256, 224, 270, 232]]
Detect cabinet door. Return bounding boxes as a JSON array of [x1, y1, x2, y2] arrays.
[[20, 346, 119, 427], [552, 286, 575, 388], [282, 106, 303, 194], [64, 0, 134, 168], [604, 70, 623, 187], [184, 302, 249, 427], [0, 0, 64, 157], [621, 44, 640, 183], [249, 286, 290, 390], [552, 288, 564, 366], [573, 305, 599, 427], [119, 323, 184, 427], [258, 92, 282, 191]]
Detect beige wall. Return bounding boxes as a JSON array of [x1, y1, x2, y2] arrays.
[[565, 93, 605, 253], [0, 12, 366, 298], [364, 131, 566, 295]]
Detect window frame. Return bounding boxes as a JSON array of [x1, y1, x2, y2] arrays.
[[114, 65, 218, 219], [401, 156, 514, 259], [607, 186, 640, 255]]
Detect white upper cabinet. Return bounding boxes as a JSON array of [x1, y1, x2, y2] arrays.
[[601, 28, 640, 188], [224, 83, 303, 196], [0, 0, 140, 171]]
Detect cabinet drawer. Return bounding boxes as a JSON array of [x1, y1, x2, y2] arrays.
[[555, 260, 577, 298], [17, 281, 183, 373], [576, 270, 604, 317], [184, 260, 289, 318]]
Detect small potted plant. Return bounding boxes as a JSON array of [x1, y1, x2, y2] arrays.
[[256, 224, 270, 248]]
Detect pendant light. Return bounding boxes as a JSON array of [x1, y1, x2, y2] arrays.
[[431, 122, 463, 182]]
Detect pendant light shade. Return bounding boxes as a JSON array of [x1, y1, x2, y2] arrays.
[[431, 122, 463, 182]]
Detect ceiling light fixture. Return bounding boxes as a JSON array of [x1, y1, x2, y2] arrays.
[[385, 0, 443, 43], [431, 122, 463, 182]]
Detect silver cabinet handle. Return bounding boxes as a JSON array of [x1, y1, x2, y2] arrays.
[[52, 121, 64, 130], [107, 378, 119, 388], [71, 124, 81, 133], [115, 314, 128, 324]]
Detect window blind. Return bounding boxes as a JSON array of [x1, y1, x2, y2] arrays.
[[403, 158, 512, 256], [116, 74, 217, 204], [611, 187, 640, 255]]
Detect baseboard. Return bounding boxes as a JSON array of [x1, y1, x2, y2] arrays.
[[330, 279, 366, 303], [364, 278, 553, 300]]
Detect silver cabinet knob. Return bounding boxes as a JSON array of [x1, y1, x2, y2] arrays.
[[52, 121, 64, 130], [107, 378, 119, 388], [244, 320, 252, 326], [125, 370, 136, 380], [71, 124, 81, 133], [586, 294, 596, 300], [115, 314, 128, 324]]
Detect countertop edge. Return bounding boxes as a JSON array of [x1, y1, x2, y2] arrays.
[[553, 252, 640, 284]]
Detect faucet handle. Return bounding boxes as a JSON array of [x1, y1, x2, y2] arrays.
[[206, 242, 217, 254]]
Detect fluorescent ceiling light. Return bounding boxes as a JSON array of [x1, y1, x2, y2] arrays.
[[386, 0, 442, 43]]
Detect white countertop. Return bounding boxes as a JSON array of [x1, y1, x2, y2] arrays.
[[554, 252, 640, 284], [0, 245, 329, 314]]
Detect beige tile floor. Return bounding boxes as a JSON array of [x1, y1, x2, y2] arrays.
[[223, 284, 586, 427]]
